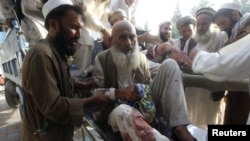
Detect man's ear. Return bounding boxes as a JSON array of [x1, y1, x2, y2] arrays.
[[48, 19, 59, 36], [232, 10, 239, 19]]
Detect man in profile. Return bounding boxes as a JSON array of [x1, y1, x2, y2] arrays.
[[21, 0, 109, 140]]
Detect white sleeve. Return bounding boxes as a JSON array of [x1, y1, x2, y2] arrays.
[[192, 34, 250, 81], [173, 39, 181, 50]]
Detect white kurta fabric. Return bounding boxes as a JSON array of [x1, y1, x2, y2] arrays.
[[192, 34, 250, 81], [109, 0, 139, 26], [70, 0, 111, 79], [184, 31, 227, 129], [192, 34, 250, 125]]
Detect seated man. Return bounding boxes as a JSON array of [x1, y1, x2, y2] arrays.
[[93, 20, 196, 141], [174, 15, 196, 55], [145, 20, 192, 68]]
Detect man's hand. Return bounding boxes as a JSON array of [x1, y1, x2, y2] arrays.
[[115, 85, 141, 101], [170, 49, 192, 67], [189, 47, 200, 61], [92, 90, 113, 106], [101, 28, 111, 48]]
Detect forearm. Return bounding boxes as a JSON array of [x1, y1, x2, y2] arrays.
[[83, 96, 98, 106], [75, 80, 97, 90], [192, 43, 250, 81], [155, 43, 173, 56]]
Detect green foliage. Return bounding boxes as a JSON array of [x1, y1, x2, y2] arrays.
[[171, 2, 182, 23], [190, 0, 214, 16], [171, 1, 182, 39], [171, 23, 180, 39], [233, 0, 250, 15]]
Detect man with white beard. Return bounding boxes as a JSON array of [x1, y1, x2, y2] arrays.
[[93, 20, 196, 141], [194, 7, 228, 52], [184, 7, 228, 130]]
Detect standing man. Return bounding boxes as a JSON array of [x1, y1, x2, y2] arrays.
[[190, 2, 250, 125], [70, 0, 111, 82], [109, 0, 139, 27], [93, 20, 196, 141], [194, 7, 228, 52], [184, 7, 228, 129], [21, 0, 109, 140], [213, 2, 250, 125]]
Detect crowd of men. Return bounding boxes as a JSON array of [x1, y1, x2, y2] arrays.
[[0, 0, 250, 141]]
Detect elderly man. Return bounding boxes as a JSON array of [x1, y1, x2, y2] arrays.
[[190, 2, 250, 125], [173, 15, 196, 54], [184, 7, 228, 129], [194, 7, 228, 52], [93, 20, 196, 141], [21, 0, 110, 140]]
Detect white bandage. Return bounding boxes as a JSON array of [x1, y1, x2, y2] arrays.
[[105, 88, 116, 101]]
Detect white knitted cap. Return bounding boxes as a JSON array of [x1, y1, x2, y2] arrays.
[[219, 2, 241, 12], [42, 0, 73, 18]]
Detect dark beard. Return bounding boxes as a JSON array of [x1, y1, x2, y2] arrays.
[[227, 18, 238, 37], [54, 23, 76, 56], [159, 32, 169, 42]]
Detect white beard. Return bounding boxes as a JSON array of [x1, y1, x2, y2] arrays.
[[194, 27, 214, 43], [110, 44, 141, 72]]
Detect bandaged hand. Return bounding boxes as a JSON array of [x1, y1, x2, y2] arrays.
[[92, 89, 112, 106], [115, 85, 141, 102]]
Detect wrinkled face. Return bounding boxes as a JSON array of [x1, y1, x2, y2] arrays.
[[196, 14, 212, 35], [54, 9, 83, 56], [179, 24, 194, 40], [214, 15, 234, 36], [159, 23, 172, 42], [112, 24, 137, 54]]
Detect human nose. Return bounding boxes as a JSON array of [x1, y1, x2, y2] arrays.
[[75, 28, 81, 38], [125, 37, 132, 46]]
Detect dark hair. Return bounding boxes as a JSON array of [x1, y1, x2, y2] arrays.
[[44, 5, 85, 30], [213, 9, 242, 22]]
